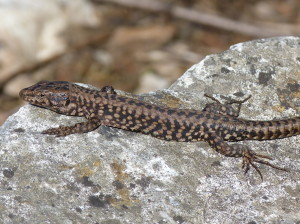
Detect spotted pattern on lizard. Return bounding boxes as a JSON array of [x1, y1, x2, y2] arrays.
[[19, 81, 299, 179]]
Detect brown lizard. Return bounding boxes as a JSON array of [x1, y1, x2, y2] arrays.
[[19, 80, 297, 179]]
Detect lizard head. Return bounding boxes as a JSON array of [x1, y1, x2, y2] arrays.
[[19, 80, 77, 115]]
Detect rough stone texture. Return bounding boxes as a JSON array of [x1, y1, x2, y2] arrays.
[[1, 37, 300, 224]]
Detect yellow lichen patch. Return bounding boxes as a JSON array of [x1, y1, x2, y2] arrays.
[[110, 161, 129, 180], [93, 160, 102, 167], [110, 161, 139, 208], [160, 94, 184, 108], [79, 167, 95, 177], [272, 105, 285, 113], [290, 92, 300, 98], [58, 164, 77, 171], [73, 159, 103, 177]]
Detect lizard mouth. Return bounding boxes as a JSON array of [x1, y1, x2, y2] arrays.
[[19, 88, 32, 102], [19, 88, 44, 106]]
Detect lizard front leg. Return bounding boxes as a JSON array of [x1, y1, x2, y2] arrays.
[[204, 131, 288, 180], [42, 118, 101, 137]]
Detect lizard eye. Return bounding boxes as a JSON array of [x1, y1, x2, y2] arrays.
[[49, 93, 69, 106]]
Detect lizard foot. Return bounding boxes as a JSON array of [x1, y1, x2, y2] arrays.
[[42, 126, 71, 137], [241, 149, 289, 180]]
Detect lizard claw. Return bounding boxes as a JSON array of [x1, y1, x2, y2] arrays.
[[241, 149, 289, 180]]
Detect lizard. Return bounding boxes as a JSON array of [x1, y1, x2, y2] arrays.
[[19, 80, 298, 179]]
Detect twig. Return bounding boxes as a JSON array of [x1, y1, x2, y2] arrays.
[[96, 0, 299, 37]]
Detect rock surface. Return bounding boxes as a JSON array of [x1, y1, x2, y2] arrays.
[[1, 37, 300, 224]]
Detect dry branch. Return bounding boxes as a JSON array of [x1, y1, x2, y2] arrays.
[[97, 0, 299, 37]]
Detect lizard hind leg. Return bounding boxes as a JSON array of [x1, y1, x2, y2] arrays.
[[205, 131, 288, 180], [240, 147, 289, 180], [203, 94, 251, 117]]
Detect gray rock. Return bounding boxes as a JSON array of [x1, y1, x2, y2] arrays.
[[1, 36, 300, 224]]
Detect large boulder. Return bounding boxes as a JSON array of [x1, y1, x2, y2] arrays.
[[1, 37, 300, 223]]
